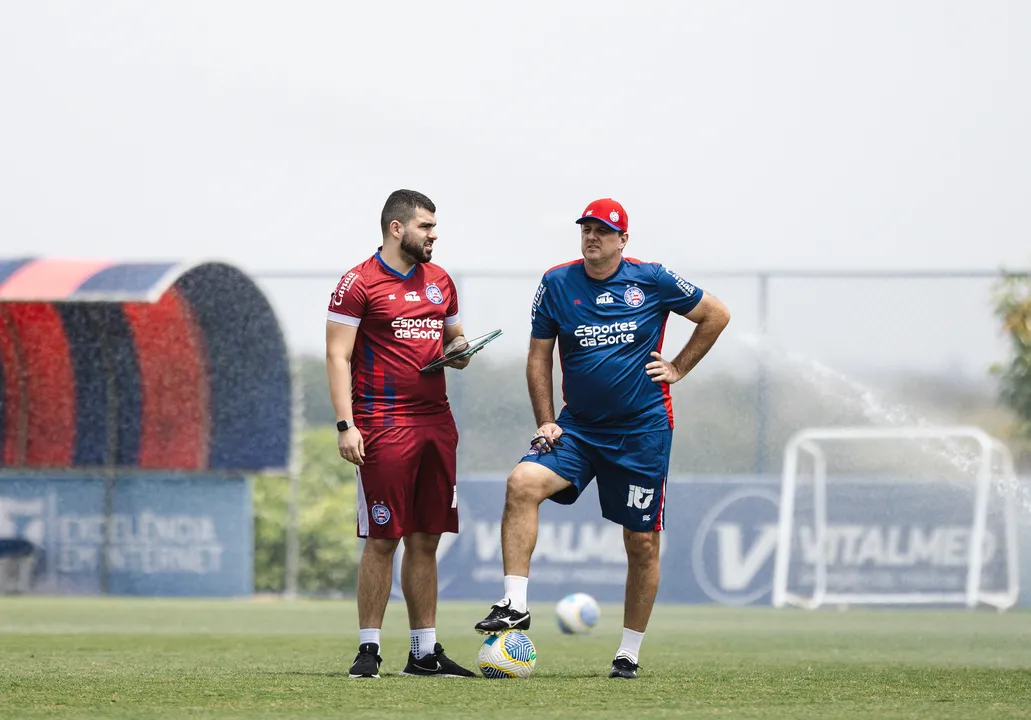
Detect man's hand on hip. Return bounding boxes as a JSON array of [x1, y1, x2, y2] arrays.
[[645, 351, 683, 385]]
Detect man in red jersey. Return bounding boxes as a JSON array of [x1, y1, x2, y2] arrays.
[[326, 189, 475, 679]]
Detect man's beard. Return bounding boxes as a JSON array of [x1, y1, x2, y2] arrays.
[[400, 230, 431, 263]]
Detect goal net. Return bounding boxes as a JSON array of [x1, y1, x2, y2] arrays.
[[772, 426, 1020, 610]]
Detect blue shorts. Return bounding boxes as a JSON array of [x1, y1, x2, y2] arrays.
[[519, 424, 672, 532]]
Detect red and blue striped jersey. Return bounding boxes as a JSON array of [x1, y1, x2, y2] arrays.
[[328, 252, 460, 427], [530, 257, 703, 433]]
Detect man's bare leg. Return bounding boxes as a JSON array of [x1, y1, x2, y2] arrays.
[[501, 463, 567, 576], [612, 529, 661, 673], [474, 462, 569, 631], [350, 537, 400, 677], [401, 532, 439, 659], [395, 532, 476, 676], [401, 533, 440, 628], [357, 537, 400, 630]]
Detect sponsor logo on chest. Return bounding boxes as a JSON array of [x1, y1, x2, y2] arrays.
[[391, 317, 443, 340], [574, 321, 638, 347]]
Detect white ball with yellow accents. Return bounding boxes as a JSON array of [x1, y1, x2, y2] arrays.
[[555, 592, 600, 634], [477, 630, 536, 679]]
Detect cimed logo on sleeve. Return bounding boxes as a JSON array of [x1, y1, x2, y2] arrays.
[[332, 271, 359, 305], [530, 282, 547, 322], [371, 504, 391, 525], [623, 286, 646, 307], [425, 283, 444, 305], [664, 268, 697, 297]]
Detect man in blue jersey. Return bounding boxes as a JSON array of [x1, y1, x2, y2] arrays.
[[473, 198, 731, 678]]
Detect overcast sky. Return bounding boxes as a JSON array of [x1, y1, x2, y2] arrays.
[[1, 1, 1029, 375]]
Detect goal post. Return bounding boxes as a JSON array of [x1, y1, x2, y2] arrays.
[[772, 426, 1020, 611]]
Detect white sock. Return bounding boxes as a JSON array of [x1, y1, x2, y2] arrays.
[[411, 628, 436, 659], [616, 628, 644, 664], [359, 628, 381, 648], [504, 575, 529, 613]]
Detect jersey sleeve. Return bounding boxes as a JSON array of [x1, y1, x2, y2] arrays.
[[530, 275, 558, 339], [443, 271, 461, 327], [656, 264, 704, 315], [327, 270, 367, 326]]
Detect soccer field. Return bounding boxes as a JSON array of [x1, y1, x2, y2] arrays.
[[1, 598, 1030, 719]]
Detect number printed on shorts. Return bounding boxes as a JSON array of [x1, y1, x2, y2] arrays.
[[627, 485, 654, 510]]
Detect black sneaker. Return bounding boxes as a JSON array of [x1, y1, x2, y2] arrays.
[[609, 655, 639, 679], [349, 642, 382, 678], [473, 599, 531, 634], [400, 642, 475, 678]]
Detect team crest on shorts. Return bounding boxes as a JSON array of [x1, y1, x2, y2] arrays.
[[624, 286, 646, 307], [371, 504, 391, 525], [425, 283, 444, 305]]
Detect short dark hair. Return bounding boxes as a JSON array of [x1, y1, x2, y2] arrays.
[[380, 189, 436, 236]]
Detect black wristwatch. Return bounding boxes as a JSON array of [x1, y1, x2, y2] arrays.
[[336, 419, 351, 432]]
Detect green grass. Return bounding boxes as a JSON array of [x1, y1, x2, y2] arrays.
[[1, 598, 1030, 719]]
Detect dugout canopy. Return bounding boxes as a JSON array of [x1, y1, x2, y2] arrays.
[[0, 258, 290, 473]]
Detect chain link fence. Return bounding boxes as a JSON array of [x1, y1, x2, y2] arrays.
[[253, 268, 1031, 595]]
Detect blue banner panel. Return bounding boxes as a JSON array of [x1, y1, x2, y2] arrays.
[[0, 472, 251, 596], [402, 476, 1028, 607]]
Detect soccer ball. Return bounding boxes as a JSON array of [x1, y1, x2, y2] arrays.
[[555, 592, 600, 634], [477, 630, 536, 679]]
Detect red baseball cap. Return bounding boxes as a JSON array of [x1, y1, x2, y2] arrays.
[[576, 198, 628, 233]]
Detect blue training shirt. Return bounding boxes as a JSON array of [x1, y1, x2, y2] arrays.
[[530, 257, 704, 433]]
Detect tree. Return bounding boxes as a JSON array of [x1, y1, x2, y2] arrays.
[[252, 426, 359, 593], [992, 273, 1031, 465], [291, 348, 1019, 475], [296, 354, 337, 427]]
